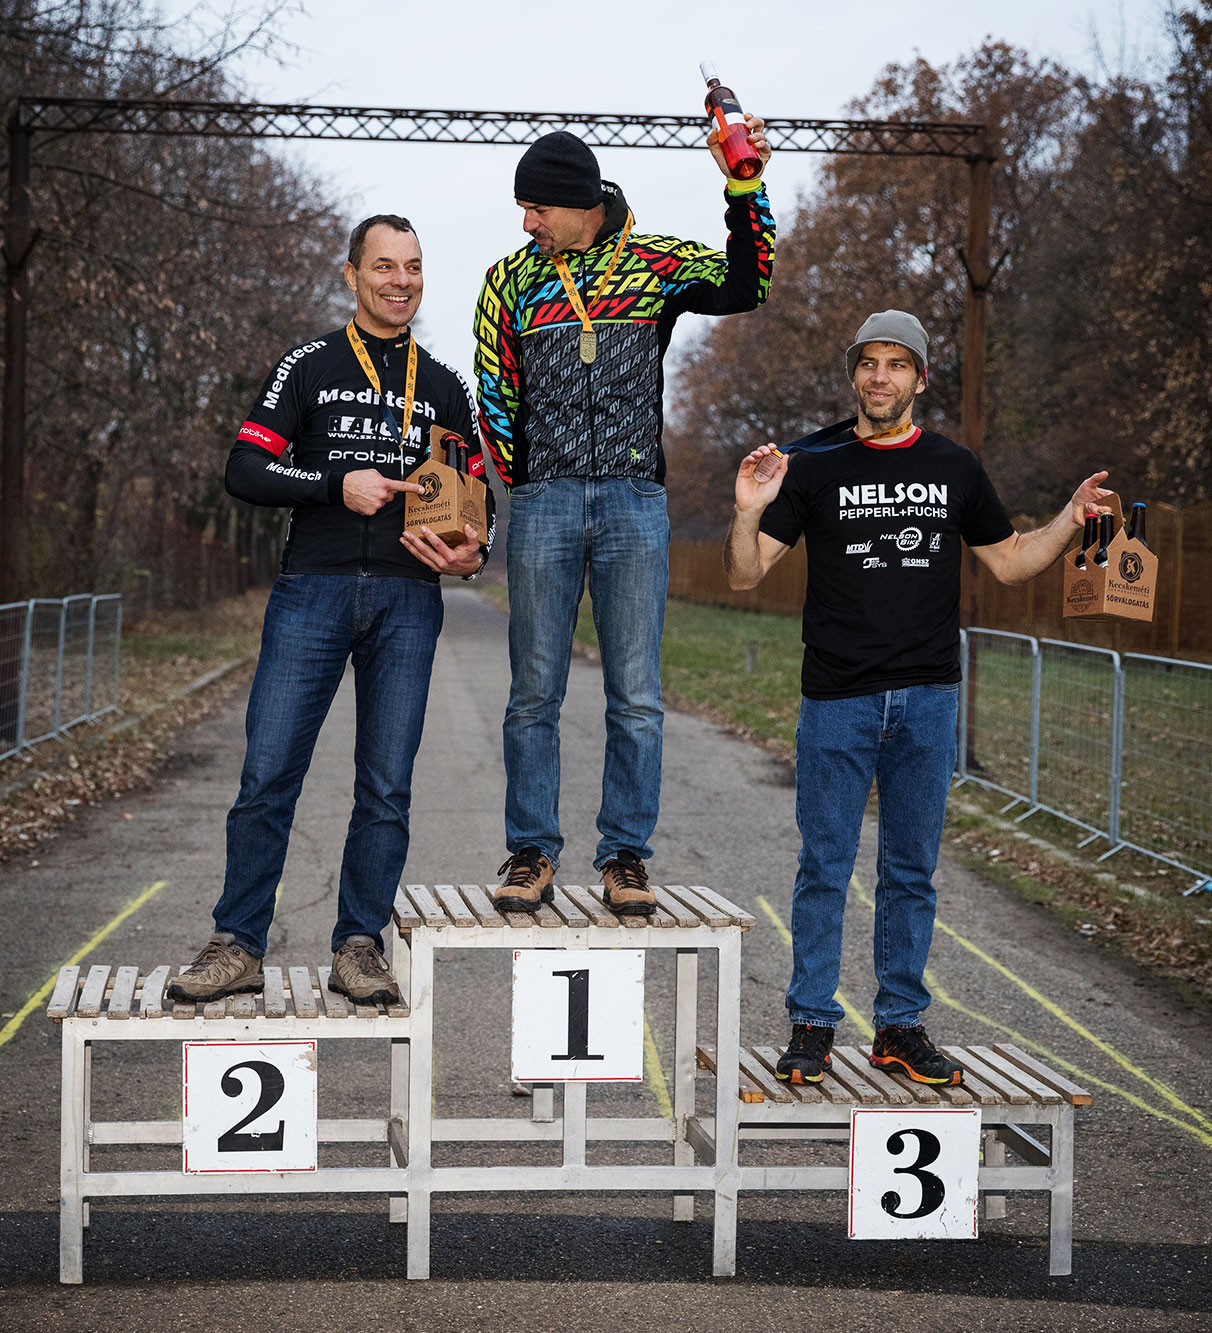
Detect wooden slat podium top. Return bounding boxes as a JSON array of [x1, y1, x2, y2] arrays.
[[696, 1042, 1094, 1108], [45, 962, 409, 1022], [392, 882, 752, 933]]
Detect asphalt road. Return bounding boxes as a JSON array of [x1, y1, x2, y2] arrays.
[[0, 586, 1208, 1332]]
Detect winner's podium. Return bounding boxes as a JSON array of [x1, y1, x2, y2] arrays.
[[389, 881, 751, 1278]]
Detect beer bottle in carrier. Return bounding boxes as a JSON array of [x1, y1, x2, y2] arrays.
[[456, 441, 470, 477], [700, 61, 762, 180], [1075, 511, 1099, 569], [1094, 513, 1113, 567], [442, 433, 460, 469], [1126, 502, 1148, 548]]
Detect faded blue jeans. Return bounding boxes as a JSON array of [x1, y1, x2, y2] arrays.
[[503, 477, 669, 870], [214, 573, 443, 957], [787, 684, 959, 1030]]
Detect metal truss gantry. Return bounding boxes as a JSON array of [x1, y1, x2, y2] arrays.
[[16, 96, 987, 158]]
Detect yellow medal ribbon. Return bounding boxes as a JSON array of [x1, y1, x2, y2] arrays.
[[345, 320, 419, 470], [551, 212, 634, 365], [859, 420, 919, 443]]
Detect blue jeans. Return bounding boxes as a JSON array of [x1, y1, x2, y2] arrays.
[[504, 477, 669, 869], [787, 685, 958, 1030], [213, 573, 443, 956]]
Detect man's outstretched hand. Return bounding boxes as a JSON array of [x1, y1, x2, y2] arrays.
[[708, 112, 771, 177], [734, 443, 788, 514]]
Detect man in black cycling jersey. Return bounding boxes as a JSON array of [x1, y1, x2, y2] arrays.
[[169, 214, 495, 1007]]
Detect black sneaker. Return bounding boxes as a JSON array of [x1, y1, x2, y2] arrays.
[[870, 1024, 964, 1085], [775, 1023, 834, 1084]]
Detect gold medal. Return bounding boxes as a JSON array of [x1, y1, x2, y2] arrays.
[[552, 214, 633, 374]]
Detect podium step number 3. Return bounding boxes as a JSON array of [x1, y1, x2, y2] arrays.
[[183, 1041, 319, 1174], [511, 949, 644, 1082], [849, 1107, 982, 1240]]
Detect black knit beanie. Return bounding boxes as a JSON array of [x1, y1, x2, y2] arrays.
[[514, 131, 603, 208]]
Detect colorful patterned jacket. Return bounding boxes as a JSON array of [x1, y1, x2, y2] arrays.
[[473, 178, 775, 488]]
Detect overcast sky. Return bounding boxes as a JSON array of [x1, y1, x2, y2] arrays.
[[175, 0, 1170, 388]]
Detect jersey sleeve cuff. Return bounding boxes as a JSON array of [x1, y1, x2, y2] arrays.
[[725, 176, 764, 195], [326, 472, 345, 506]]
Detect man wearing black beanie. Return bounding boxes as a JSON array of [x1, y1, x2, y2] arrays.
[[475, 117, 775, 915]]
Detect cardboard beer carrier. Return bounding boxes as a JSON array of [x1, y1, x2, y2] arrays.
[[1062, 491, 1157, 623], [403, 425, 488, 547]]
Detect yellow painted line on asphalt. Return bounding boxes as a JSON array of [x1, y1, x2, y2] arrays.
[[0, 880, 168, 1051], [755, 895, 874, 1040], [849, 874, 1212, 1142], [925, 967, 1212, 1149], [643, 1012, 674, 1119]]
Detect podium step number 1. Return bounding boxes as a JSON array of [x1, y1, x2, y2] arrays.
[[183, 1041, 319, 1174], [849, 1107, 982, 1240], [511, 950, 645, 1082]]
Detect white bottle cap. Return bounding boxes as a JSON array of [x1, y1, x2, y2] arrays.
[[700, 60, 719, 85]]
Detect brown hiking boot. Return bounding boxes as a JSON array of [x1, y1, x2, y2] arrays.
[[328, 936, 401, 1005], [600, 850, 655, 916], [166, 934, 264, 1003], [492, 847, 555, 913]]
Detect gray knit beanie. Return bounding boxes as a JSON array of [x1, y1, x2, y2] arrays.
[[845, 310, 929, 381]]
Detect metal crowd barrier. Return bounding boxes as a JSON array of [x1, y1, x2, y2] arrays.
[[958, 628, 1212, 894], [0, 595, 122, 763]]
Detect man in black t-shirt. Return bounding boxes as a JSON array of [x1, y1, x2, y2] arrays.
[[724, 309, 1110, 1086], [168, 214, 495, 1010]]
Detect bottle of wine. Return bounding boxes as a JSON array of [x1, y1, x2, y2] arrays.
[[1126, 502, 1148, 548], [1094, 513, 1114, 568], [700, 61, 762, 180], [1075, 511, 1099, 569]]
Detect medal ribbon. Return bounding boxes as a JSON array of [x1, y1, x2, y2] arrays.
[[858, 420, 921, 444], [345, 320, 419, 473], [551, 213, 634, 354]]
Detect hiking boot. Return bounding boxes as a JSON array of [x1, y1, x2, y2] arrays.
[[870, 1024, 964, 1085], [328, 936, 401, 1005], [166, 934, 264, 1003], [775, 1023, 834, 1084], [492, 847, 555, 913], [600, 850, 656, 916]]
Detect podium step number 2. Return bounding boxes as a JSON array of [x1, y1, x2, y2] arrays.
[[849, 1107, 982, 1240], [511, 949, 645, 1082], [183, 1041, 319, 1174]]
